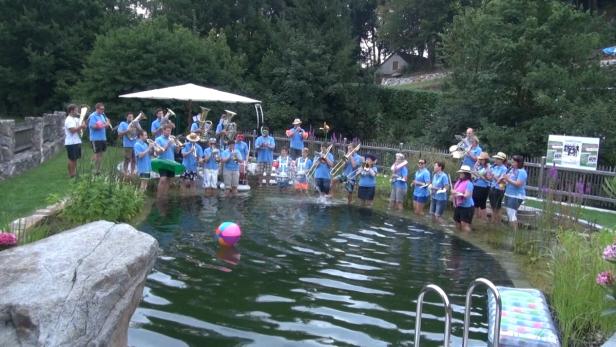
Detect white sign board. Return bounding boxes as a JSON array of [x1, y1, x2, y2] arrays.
[[546, 135, 599, 170]]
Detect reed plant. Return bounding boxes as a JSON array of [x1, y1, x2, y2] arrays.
[[549, 230, 616, 346]]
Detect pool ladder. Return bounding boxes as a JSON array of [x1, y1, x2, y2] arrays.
[[413, 277, 502, 346]]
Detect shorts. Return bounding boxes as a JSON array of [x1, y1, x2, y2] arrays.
[[295, 182, 309, 191], [430, 199, 447, 217], [290, 148, 302, 160], [358, 186, 375, 201], [139, 173, 151, 179], [390, 186, 407, 203], [158, 169, 175, 178], [182, 171, 197, 181], [344, 180, 356, 193], [504, 196, 524, 210], [124, 147, 135, 160], [454, 206, 474, 224], [223, 170, 240, 188], [92, 140, 107, 153], [489, 188, 505, 209], [66, 144, 81, 161], [257, 162, 272, 175], [315, 178, 331, 194], [413, 195, 429, 204], [203, 168, 218, 188], [473, 186, 490, 209]]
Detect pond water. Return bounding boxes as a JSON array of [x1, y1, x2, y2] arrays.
[[129, 190, 512, 347]]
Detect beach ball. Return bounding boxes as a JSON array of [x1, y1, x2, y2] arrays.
[[95, 120, 105, 129], [215, 222, 242, 247], [272, 160, 279, 168]]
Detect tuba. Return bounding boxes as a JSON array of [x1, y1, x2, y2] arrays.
[[128, 111, 147, 141], [161, 108, 175, 125], [223, 110, 237, 143], [199, 106, 213, 136]]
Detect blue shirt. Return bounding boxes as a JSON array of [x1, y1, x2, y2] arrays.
[[314, 153, 335, 179], [392, 165, 408, 189], [358, 166, 377, 187], [431, 171, 449, 201], [215, 119, 224, 135], [505, 168, 527, 199], [344, 153, 363, 176], [222, 148, 242, 171], [133, 140, 151, 174], [88, 112, 107, 141], [255, 136, 275, 163], [151, 119, 161, 137], [182, 142, 203, 172], [288, 127, 305, 150], [463, 145, 482, 167], [190, 122, 200, 133], [202, 147, 220, 170], [117, 121, 136, 148], [413, 168, 431, 197], [155, 135, 176, 161], [236, 141, 249, 161], [473, 164, 490, 188], [490, 164, 508, 189], [457, 180, 475, 208]]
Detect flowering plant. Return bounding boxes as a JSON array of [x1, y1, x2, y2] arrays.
[[0, 232, 17, 249], [597, 239, 616, 317]]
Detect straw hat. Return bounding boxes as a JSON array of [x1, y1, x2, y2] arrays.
[[395, 152, 405, 160], [492, 152, 507, 161], [292, 118, 302, 125], [478, 152, 490, 160], [186, 133, 201, 142], [457, 165, 472, 173]]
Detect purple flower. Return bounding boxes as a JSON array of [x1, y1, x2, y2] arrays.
[[575, 180, 585, 195], [0, 232, 17, 246], [548, 165, 558, 180], [597, 271, 615, 286], [604, 244, 616, 263]]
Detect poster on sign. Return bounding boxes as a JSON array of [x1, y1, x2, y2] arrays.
[[546, 135, 599, 170]]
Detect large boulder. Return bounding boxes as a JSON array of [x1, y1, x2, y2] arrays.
[[0, 221, 159, 347]]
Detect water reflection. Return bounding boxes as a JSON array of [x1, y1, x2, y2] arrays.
[[131, 190, 512, 346]]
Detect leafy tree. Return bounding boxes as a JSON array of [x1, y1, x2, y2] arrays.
[[431, 0, 616, 164], [71, 18, 246, 126]]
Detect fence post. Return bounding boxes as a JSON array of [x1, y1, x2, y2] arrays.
[[538, 156, 546, 200], [0, 119, 15, 165]]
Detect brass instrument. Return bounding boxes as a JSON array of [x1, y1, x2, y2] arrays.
[[146, 139, 165, 153], [449, 134, 468, 159], [306, 144, 333, 178], [213, 148, 221, 162], [127, 111, 147, 141], [169, 135, 184, 148], [199, 106, 212, 136], [78, 105, 89, 136], [319, 121, 331, 134], [222, 110, 237, 143], [161, 108, 175, 125], [330, 143, 361, 176], [363, 162, 373, 170]]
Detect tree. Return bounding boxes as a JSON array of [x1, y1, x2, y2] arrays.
[[71, 18, 246, 125], [431, 0, 616, 164]]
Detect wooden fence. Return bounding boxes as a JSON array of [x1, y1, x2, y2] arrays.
[[243, 133, 616, 208]]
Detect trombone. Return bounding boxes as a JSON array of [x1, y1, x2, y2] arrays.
[[306, 144, 333, 178], [330, 143, 361, 176]]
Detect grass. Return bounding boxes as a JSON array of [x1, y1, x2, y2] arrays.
[[388, 77, 445, 91], [524, 199, 616, 229], [0, 145, 123, 224], [550, 231, 616, 346]]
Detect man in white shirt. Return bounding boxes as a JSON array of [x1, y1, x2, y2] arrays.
[[64, 104, 86, 177]]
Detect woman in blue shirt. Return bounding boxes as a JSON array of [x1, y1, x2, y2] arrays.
[[462, 136, 482, 168], [389, 153, 408, 211], [504, 155, 528, 231], [412, 159, 431, 215], [452, 165, 475, 232], [358, 154, 377, 207], [133, 130, 153, 191], [429, 161, 449, 223], [313, 143, 335, 196], [472, 152, 491, 221], [487, 152, 508, 224]]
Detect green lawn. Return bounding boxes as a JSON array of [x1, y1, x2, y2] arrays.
[[0, 146, 123, 224], [523, 199, 616, 229], [388, 77, 445, 91]]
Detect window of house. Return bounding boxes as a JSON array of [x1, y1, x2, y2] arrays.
[[392, 61, 399, 71]]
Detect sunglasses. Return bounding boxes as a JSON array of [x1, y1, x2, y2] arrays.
[[418, 162, 425, 165]]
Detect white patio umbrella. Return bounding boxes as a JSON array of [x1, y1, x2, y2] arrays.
[[119, 83, 264, 128]]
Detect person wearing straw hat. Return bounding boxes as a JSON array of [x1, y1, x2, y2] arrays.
[[487, 152, 508, 224], [389, 153, 408, 211], [452, 165, 475, 232], [412, 159, 431, 215], [181, 133, 203, 189], [286, 118, 308, 160], [472, 151, 491, 221], [357, 154, 378, 207], [202, 137, 220, 195]]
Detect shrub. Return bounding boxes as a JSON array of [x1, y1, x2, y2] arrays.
[[62, 174, 144, 224]]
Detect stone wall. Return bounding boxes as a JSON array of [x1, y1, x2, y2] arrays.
[[0, 112, 65, 180]]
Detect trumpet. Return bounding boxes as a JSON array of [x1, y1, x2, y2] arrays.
[[147, 139, 165, 153], [169, 135, 184, 148], [306, 144, 333, 178], [363, 162, 373, 170], [330, 143, 361, 176], [213, 148, 221, 162]]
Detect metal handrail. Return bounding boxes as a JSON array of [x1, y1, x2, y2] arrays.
[[462, 278, 502, 347], [414, 284, 453, 346]]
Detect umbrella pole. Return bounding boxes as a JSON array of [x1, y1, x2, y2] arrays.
[[186, 100, 193, 133]]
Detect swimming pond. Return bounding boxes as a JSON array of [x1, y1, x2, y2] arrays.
[[129, 191, 513, 346]]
